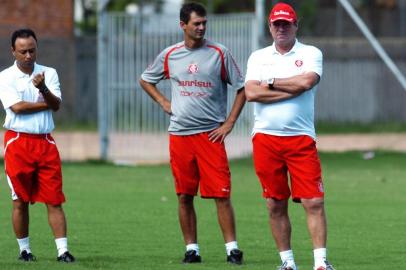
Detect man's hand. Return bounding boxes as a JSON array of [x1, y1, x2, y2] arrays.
[[208, 121, 234, 143], [32, 71, 47, 91], [31, 71, 60, 111], [208, 88, 245, 143], [159, 99, 172, 115]]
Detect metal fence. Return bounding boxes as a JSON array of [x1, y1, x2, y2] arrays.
[[97, 11, 406, 164], [98, 13, 256, 163], [313, 38, 406, 123]]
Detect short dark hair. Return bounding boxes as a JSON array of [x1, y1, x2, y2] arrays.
[[11, 28, 37, 49], [180, 2, 207, 24]]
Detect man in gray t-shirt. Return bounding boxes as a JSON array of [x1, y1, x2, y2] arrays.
[[140, 2, 245, 265]]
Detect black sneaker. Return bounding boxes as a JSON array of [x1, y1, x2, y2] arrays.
[[182, 250, 201, 263], [57, 251, 75, 263], [18, 250, 36, 262], [227, 249, 243, 265], [278, 261, 297, 270]]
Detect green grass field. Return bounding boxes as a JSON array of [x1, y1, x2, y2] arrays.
[[0, 151, 405, 269]]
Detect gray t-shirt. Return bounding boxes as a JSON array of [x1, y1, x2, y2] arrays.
[[141, 39, 244, 135]]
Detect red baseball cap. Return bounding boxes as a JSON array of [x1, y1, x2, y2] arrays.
[[269, 2, 297, 23]]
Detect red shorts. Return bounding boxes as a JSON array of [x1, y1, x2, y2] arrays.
[[252, 133, 324, 202], [169, 132, 231, 198], [4, 130, 65, 205]]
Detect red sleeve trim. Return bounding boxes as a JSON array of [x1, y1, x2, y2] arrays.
[[164, 45, 185, 79], [207, 45, 227, 82]]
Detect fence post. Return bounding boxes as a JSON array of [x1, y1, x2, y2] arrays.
[[337, 0, 406, 91], [98, 0, 110, 160], [255, 0, 265, 49]]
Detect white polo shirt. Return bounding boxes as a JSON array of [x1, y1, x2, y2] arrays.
[[245, 40, 322, 139], [0, 62, 62, 134]]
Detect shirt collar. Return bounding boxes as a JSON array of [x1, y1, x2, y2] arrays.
[[12, 61, 38, 78], [270, 39, 299, 55]]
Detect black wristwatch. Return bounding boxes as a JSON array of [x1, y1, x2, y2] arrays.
[[40, 86, 50, 95], [267, 78, 275, 89]]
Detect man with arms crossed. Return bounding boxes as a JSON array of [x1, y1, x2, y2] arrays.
[[0, 29, 75, 263], [245, 3, 334, 270], [140, 2, 245, 265]]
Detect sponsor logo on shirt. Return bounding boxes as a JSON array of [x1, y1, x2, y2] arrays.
[[188, 63, 199, 74], [295, 60, 303, 67], [178, 79, 213, 98], [178, 80, 213, 88], [180, 91, 210, 98]]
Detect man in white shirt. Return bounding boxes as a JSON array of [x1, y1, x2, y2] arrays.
[[245, 3, 334, 270], [0, 28, 75, 263]]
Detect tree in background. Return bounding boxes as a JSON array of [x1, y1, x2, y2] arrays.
[[76, 0, 97, 34], [184, 0, 254, 13], [186, 0, 318, 36], [107, 0, 164, 13], [76, 0, 164, 34], [77, 0, 400, 35]]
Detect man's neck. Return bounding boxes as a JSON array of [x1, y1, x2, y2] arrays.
[[184, 38, 205, 49], [17, 63, 34, 75], [275, 40, 295, 55]]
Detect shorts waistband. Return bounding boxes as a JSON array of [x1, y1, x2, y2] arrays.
[[7, 130, 50, 138]]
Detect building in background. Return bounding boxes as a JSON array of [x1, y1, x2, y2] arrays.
[[0, 0, 75, 124]]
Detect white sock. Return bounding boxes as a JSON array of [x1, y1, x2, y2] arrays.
[[280, 249, 296, 268], [17, 237, 31, 254], [186, 243, 199, 255], [225, 241, 238, 255], [314, 248, 327, 268], [55, 237, 68, 257]]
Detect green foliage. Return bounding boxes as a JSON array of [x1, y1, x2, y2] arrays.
[[107, 0, 164, 12], [76, 0, 165, 34], [0, 153, 405, 269], [296, 0, 318, 35], [185, 0, 254, 13], [107, 0, 138, 12]]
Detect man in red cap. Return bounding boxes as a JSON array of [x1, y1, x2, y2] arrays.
[[245, 2, 334, 270]]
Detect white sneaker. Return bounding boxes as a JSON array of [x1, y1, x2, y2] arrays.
[[314, 260, 335, 270]]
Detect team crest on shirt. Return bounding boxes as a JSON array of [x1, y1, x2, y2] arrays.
[[295, 60, 303, 67], [188, 63, 199, 74]]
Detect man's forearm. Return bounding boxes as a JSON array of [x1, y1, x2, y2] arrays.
[[224, 88, 246, 125], [140, 79, 167, 105], [272, 72, 320, 94], [10, 101, 49, 114], [40, 87, 61, 111], [251, 90, 296, 103], [139, 78, 172, 114], [245, 81, 296, 103]]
